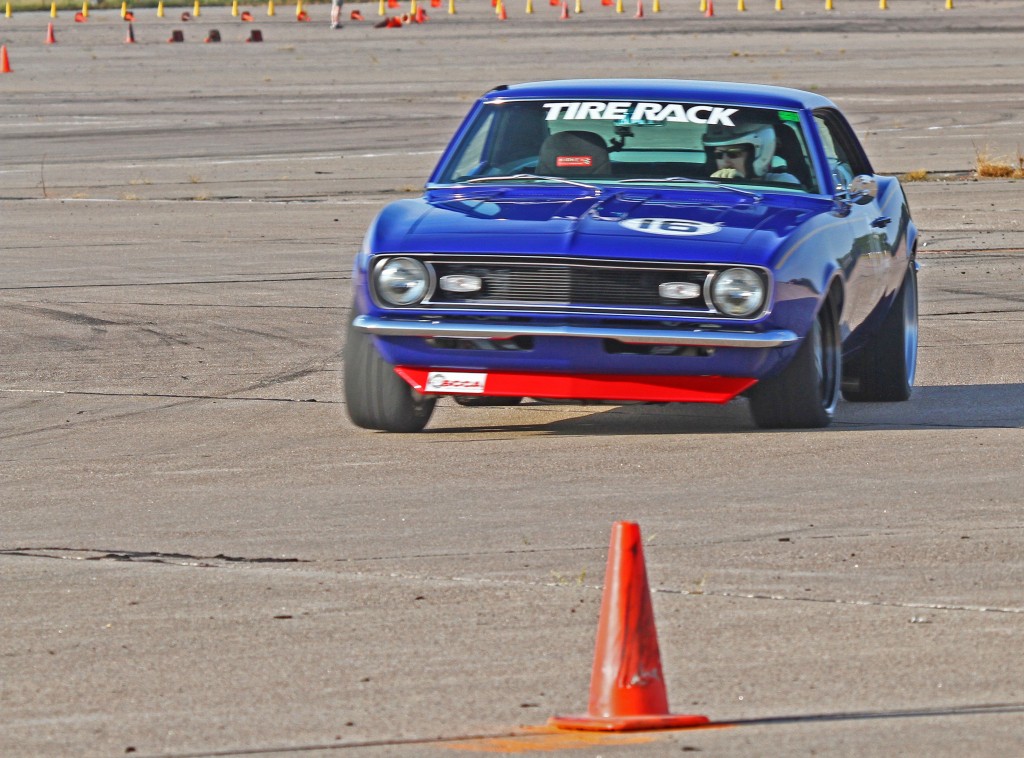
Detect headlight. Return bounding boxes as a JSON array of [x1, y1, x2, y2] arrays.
[[710, 268, 766, 317], [374, 257, 429, 306]]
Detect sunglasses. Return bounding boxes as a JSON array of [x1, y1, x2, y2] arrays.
[[714, 148, 748, 160]]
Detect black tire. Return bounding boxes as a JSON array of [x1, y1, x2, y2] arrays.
[[842, 265, 918, 402], [452, 395, 524, 407], [343, 319, 436, 432], [748, 298, 842, 429]]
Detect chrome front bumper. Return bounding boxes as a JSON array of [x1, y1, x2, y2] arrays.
[[352, 315, 799, 349]]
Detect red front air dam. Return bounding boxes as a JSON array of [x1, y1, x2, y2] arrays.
[[394, 367, 756, 404]]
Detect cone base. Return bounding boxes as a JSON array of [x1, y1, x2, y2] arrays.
[[549, 712, 710, 732]]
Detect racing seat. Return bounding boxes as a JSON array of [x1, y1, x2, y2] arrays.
[[773, 123, 813, 188], [535, 130, 611, 176]]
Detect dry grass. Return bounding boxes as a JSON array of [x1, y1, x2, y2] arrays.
[[975, 147, 1024, 179], [902, 169, 929, 182]]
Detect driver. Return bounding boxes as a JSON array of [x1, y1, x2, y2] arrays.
[[703, 119, 800, 184]]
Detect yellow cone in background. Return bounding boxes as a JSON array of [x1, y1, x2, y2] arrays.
[[82, 0, 89, 17], [775, 0, 783, 10], [651, 0, 659, 11], [448, 0, 455, 13], [525, 0, 533, 12], [378, 0, 384, 14], [193, 0, 200, 16], [615, 0, 623, 12], [737, 0, 744, 10], [945, 0, 953, 7], [50, 1, 57, 17], [231, 0, 238, 14], [575, 0, 582, 13], [267, 0, 275, 14], [4, 2, 11, 18], [410, 0, 418, 15], [120, 0, 127, 17], [825, 0, 832, 9], [879, 0, 887, 8], [698, 0, 706, 12], [295, 0, 303, 17], [157, 0, 165, 15]]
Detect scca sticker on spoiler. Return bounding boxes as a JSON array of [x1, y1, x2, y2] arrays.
[[620, 218, 723, 237], [542, 102, 738, 126]]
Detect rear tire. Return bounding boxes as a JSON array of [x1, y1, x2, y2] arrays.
[[843, 265, 918, 402], [343, 319, 436, 432], [748, 298, 841, 429]]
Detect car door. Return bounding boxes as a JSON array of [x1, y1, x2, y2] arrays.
[[813, 109, 890, 332]]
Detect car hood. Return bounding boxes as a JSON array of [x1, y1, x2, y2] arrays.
[[373, 186, 825, 266]]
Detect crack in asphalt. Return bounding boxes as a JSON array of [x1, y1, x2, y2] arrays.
[[0, 547, 308, 566], [0, 275, 349, 292]]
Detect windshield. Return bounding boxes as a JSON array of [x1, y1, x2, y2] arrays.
[[435, 99, 817, 193]]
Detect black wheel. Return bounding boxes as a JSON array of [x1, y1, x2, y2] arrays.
[[343, 319, 436, 432], [748, 298, 841, 429], [452, 395, 524, 407], [842, 265, 918, 402]]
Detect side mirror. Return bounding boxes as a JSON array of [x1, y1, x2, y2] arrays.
[[848, 175, 878, 205]]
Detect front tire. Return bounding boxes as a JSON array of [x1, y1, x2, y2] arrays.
[[343, 319, 436, 432], [748, 298, 842, 429], [842, 265, 918, 402]]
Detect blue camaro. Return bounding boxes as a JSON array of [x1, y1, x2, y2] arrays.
[[344, 79, 918, 431]]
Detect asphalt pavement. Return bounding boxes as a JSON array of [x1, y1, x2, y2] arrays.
[[2, 1, 1023, 755]]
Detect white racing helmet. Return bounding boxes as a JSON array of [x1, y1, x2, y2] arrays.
[[703, 121, 777, 177]]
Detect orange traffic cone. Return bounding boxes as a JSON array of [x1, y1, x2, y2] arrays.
[[124, 10, 134, 19], [124, 21, 136, 42], [240, 9, 253, 19], [549, 522, 710, 732], [1, 45, 11, 73], [414, 5, 426, 21], [74, 10, 86, 21], [704, 0, 713, 16], [560, 0, 569, 17], [496, 0, 506, 18], [350, 8, 364, 19], [45, 22, 57, 44], [634, 0, 642, 16], [430, 0, 441, 7]]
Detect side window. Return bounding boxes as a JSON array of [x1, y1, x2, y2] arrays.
[[815, 114, 854, 192], [814, 109, 874, 195]]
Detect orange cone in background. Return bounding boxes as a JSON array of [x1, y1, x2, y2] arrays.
[[414, 5, 425, 21], [1, 45, 11, 73], [241, 9, 253, 19], [560, 0, 569, 18], [124, 10, 134, 19], [75, 10, 86, 21], [431, 0, 441, 7], [634, 0, 642, 17], [350, 8, 363, 19], [45, 22, 57, 43], [550, 522, 710, 732], [496, 0, 506, 19], [704, 0, 713, 16]]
